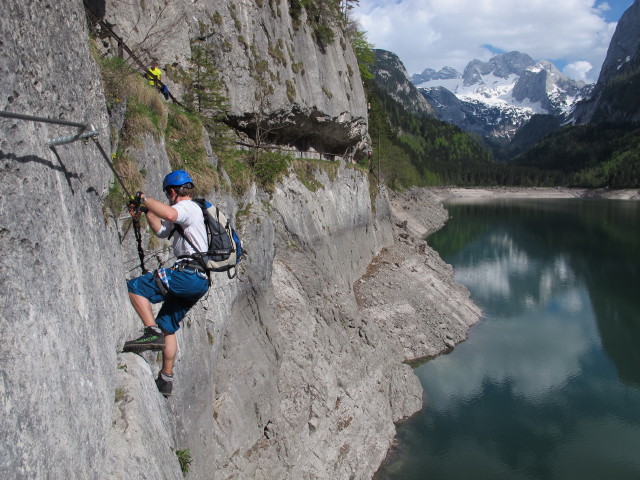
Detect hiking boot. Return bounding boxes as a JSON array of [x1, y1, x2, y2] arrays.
[[122, 327, 165, 353], [156, 372, 173, 397]]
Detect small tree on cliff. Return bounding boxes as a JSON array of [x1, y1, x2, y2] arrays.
[[350, 28, 375, 81], [183, 42, 230, 147], [247, 55, 284, 166], [340, 0, 360, 21]]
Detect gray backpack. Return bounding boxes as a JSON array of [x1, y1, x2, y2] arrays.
[[172, 199, 243, 279]]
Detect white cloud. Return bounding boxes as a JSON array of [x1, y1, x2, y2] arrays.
[[597, 1, 612, 13], [418, 286, 598, 405], [353, 0, 620, 82], [563, 60, 595, 82], [417, 231, 600, 404]]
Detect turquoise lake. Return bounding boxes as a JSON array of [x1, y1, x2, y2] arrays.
[[375, 198, 640, 480]]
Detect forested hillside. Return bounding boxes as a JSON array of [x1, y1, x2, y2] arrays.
[[514, 123, 640, 188]]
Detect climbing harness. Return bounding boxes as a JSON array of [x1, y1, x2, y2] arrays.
[[1, 109, 147, 273]]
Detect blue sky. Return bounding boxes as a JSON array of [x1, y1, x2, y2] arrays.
[[353, 0, 634, 83]]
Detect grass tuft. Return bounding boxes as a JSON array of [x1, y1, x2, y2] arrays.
[[175, 448, 192, 475], [293, 160, 324, 192], [165, 105, 219, 196]]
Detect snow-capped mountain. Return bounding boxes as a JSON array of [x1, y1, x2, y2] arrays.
[[414, 52, 592, 140], [411, 66, 461, 84], [422, 86, 535, 140]]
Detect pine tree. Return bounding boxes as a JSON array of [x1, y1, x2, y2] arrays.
[[183, 42, 229, 145]]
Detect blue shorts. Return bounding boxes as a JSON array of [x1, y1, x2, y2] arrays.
[[127, 267, 209, 334]]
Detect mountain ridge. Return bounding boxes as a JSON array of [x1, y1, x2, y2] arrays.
[[413, 51, 591, 142], [372, 49, 436, 118], [572, 0, 640, 123], [411, 66, 461, 84]]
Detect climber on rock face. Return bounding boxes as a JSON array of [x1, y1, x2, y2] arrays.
[[122, 170, 209, 397], [146, 60, 171, 100], [146, 60, 162, 87]]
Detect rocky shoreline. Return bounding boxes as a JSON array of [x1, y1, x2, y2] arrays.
[[428, 186, 640, 202], [356, 188, 481, 365], [361, 185, 640, 368]]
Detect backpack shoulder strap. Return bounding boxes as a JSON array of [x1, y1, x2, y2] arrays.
[[168, 201, 206, 265], [193, 198, 208, 209], [169, 198, 207, 242], [170, 223, 200, 254]]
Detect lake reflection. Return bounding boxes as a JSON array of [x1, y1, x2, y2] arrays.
[[376, 199, 640, 480]]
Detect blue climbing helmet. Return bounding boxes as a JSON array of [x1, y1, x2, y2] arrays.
[[163, 170, 194, 190]]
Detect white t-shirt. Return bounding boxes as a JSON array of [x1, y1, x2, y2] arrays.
[[156, 199, 207, 257]]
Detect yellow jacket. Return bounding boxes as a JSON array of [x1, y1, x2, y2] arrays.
[[147, 67, 162, 86]]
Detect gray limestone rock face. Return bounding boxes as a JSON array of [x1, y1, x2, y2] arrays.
[[101, 0, 192, 66], [177, 166, 404, 479], [372, 49, 436, 117], [1, 2, 482, 479], [573, 0, 640, 124], [108, 355, 183, 479], [102, 0, 370, 157], [0, 1, 133, 478]]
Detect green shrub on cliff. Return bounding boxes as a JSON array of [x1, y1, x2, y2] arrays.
[[218, 149, 293, 195], [175, 448, 192, 475], [350, 29, 375, 81], [253, 151, 292, 192]]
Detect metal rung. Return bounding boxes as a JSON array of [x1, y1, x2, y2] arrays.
[[1, 110, 101, 147], [0, 110, 88, 128], [48, 129, 100, 147]]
